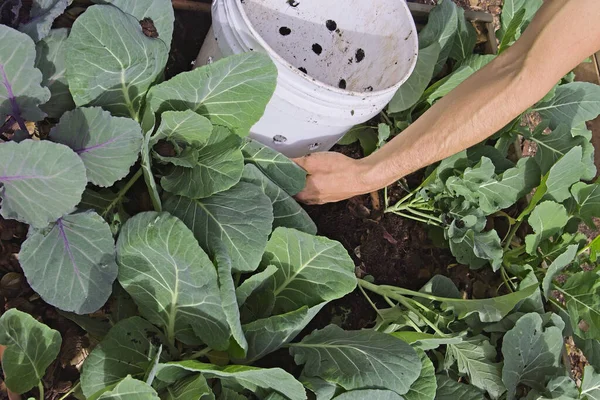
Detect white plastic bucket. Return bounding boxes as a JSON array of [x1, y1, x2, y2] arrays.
[[196, 0, 419, 158]]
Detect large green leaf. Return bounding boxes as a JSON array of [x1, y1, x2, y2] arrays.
[[499, 0, 543, 40], [156, 361, 306, 400], [214, 253, 248, 359], [97, 376, 160, 400], [0, 25, 50, 124], [66, 5, 168, 120], [450, 7, 477, 62], [116, 212, 230, 349], [388, 42, 440, 113], [527, 376, 580, 400], [524, 201, 569, 254], [533, 82, 600, 129], [18, 0, 68, 42], [434, 375, 484, 400], [404, 349, 436, 400], [572, 182, 600, 227], [289, 325, 421, 396], [444, 336, 505, 399], [528, 124, 587, 175], [0, 140, 87, 228], [50, 107, 143, 187], [391, 332, 462, 351], [446, 157, 540, 215], [164, 374, 214, 400], [542, 245, 579, 297], [240, 305, 324, 363], [501, 313, 563, 400], [497, 8, 525, 52], [241, 164, 316, 234], [301, 376, 338, 400], [81, 317, 169, 398], [19, 211, 118, 314], [581, 366, 600, 400], [558, 271, 600, 340], [161, 126, 244, 199], [91, 0, 175, 47], [148, 53, 277, 137], [246, 227, 356, 315], [422, 66, 474, 105], [544, 146, 585, 203], [163, 182, 273, 273], [149, 110, 213, 166], [333, 391, 403, 400], [337, 125, 378, 156], [0, 309, 62, 394], [449, 229, 503, 271], [241, 139, 307, 195], [418, 0, 459, 75], [34, 28, 75, 118], [438, 284, 537, 323], [220, 388, 246, 399], [235, 265, 278, 306]]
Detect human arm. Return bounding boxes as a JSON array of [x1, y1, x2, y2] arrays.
[[295, 0, 600, 204]]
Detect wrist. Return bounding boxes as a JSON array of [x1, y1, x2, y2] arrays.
[[356, 155, 398, 193]]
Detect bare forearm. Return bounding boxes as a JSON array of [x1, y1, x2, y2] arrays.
[[361, 0, 600, 189]]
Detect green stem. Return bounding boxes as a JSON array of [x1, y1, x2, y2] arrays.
[[58, 382, 79, 400], [186, 347, 212, 360], [380, 110, 394, 128], [394, 295, 446, 337], [388, 210, 441, 226], [503, 220, 523, 251], [500, 266, 515, 293], [39, 382, 44, 400], [357, 283, 384, 319], [101, 168, 143, 218]]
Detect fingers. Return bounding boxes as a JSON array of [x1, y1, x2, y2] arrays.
[[292, 155, 310, 171]]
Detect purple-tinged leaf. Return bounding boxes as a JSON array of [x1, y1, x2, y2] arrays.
[[0, 140, 86, 228], [51, 107, 143, 187], [19, 0, 69, 42], [0, 25, 50, 128], [19, 210, 118, 314]]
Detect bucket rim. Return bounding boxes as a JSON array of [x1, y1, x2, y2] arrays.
[[230, 0, 420, 97]]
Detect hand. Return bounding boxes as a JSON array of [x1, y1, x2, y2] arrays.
[[293, 152, 376, 205]]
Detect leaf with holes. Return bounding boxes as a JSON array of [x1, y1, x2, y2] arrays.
[[244, 227, 356, 316], [533, 82, 600, 129], [91, 0, 175, 47], [0, 140, 87, 228], [148, 53, 277, 137], [290, 325, 420, 396], [0, 25, 50, 127], [164, 181, 273, 273], [50, 107, 143, 187], [116, 212, 230, 349], [501, 313, 563, 400], [34, 28, 75, 118], [19, 210, 118, 314], [81, 317, 170, 398], [66, 5, 168, 120], [0, 309, 62, 394]]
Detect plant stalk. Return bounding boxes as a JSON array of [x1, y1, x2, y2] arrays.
[[186, 347, 213, 360], [38, 382, 44, 400], [102, 168, 143, 218]]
